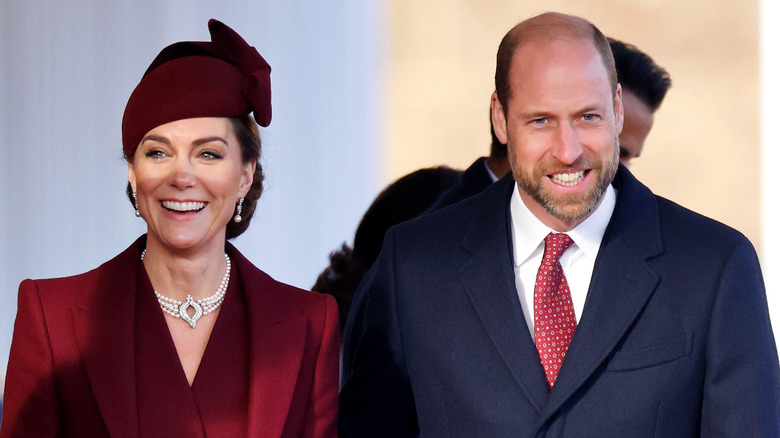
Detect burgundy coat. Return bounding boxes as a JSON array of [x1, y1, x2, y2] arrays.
[[1, 237, 339, 437]]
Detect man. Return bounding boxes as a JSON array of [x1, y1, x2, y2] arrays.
[[339, 12, 779, 437], [431, 37, 670, 212], [610, 37, 671, 166]]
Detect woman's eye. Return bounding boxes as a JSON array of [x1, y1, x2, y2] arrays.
[[200, 151, 223, 160], [145, 150, 166, 159]]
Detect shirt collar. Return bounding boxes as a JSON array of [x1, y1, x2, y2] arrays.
[[510, 181, 616, 267]]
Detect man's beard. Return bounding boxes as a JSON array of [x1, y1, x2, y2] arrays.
[[511, 138, 619, 224]]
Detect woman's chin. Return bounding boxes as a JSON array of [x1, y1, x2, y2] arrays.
[[148, 228, 225, 254]]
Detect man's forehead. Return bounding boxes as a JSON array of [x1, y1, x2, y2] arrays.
[[511, 37, 600, 72], [509, 38, 613, 92]]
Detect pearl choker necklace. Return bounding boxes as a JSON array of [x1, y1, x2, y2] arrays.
[[140, 249, 231, 328]]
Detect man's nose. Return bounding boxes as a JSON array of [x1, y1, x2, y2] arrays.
[[551, 122, 582, 165]]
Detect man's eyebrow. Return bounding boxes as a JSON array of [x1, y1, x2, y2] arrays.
[[577, 104, 607, 114], [518, 110, 554, 120]]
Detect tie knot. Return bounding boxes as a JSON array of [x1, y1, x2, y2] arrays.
[[543, 233, 574, 263]]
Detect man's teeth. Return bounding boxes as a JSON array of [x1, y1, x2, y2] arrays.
[[162, 201, 205, 212], [551, 171, 585, 186]]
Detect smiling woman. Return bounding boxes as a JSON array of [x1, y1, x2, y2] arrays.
[[0, 20, 339, 438]]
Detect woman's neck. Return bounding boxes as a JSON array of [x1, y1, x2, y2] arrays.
[[142, 238, 229, 302]]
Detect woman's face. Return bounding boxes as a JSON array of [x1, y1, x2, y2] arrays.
[[128, 117, 254, 254]]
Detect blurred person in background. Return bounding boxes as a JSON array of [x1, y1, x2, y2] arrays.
[[312, 166, 461, 331], [609, 37, 671, 166]]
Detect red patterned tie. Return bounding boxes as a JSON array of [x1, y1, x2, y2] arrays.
[[534, 233, 576, 387]]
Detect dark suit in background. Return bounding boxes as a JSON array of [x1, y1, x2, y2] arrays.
[[429, 157, 494, 210], [340, 167, 780, 436]]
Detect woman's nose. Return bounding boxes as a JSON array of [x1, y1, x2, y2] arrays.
[[170, 156, 196, 189]]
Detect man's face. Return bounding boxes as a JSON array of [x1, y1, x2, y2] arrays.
[[618, 89, 654, 167], [492, 38, 623, 231]]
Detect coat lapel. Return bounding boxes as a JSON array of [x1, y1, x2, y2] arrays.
[[460, 177, 550, 413], [231, 246, 308, 438], [72, 239, 142, 438], [540, 166, 665, 421]]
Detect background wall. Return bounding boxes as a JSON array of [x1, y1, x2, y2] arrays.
[[1, 0, 778, 397]]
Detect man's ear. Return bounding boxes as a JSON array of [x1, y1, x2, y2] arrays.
[[491, 92, 509, 145], [614, 84, 624, 135]]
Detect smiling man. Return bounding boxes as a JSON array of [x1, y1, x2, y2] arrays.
[[339, 12, 779, 437]]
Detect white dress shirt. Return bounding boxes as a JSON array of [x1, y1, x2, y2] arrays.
[[509, 182, 616, 338]]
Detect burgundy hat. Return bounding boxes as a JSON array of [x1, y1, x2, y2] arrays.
[[122, 19, 271, 157]]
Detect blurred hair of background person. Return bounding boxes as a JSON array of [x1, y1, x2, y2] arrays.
[[609, 37, 672, 166], [312, 166, 461, 330]]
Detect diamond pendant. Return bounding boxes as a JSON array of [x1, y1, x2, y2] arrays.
[[179, 295, 203, 328]]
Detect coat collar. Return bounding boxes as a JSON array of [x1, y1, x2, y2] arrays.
[[460, 166, 664, 420], [73, 236, 308, 438], [460, 174, 551, 413], [228, 244, 309, 438], [72, 237, 143, 438]]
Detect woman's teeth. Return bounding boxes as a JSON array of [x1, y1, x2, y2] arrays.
[[161, 201, 205, 212]]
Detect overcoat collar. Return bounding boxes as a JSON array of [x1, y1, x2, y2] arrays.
[[460, 174, 551, 413], [72, 238, 142, 438], [72, 236, 308, 438], [460, 165, 664, 422], [230, 245, 309, 438]]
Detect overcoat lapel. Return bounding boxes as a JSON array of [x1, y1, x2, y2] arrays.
[[460, 177, 550, 413], [73, 240, 141, 438], [540, 167, 665, 421], [230, 246, 308, 438]]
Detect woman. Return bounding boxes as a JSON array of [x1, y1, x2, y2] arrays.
[[0, 20, 339, 437]]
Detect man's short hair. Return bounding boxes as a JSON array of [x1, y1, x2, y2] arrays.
[[494, 13, 617, 112], [609, 38, 671, 111]]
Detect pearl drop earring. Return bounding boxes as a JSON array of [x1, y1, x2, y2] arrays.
[[234, 197, 244, 223], [133, 192, 141, 217]]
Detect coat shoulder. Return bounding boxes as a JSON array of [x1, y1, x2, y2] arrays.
[[228, 245, 337, 320], [655, 194, 752, 251]]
